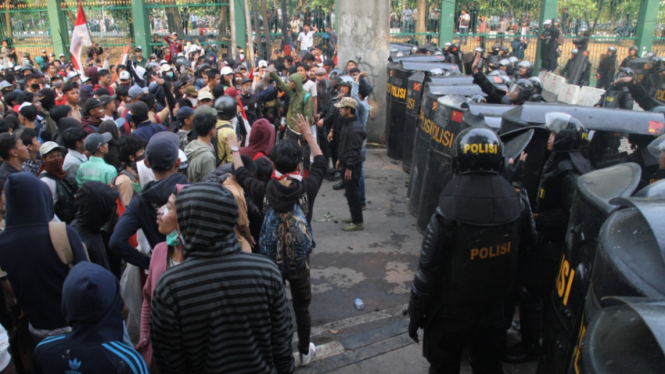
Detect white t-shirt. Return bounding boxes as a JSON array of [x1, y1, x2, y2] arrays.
[[298, 30, 315, 50], [303, 80, 318, 98]]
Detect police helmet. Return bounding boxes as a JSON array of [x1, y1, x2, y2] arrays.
[[649, 54, 662, 69], [328, 68, 343, 83], [145, 61, 160, 72], [451, 43, 460, 53], [434, 51, 443, 56], [197, 63, 212, 72], [488, 70, 507, 76], [509, 79, 533, 104], [475, 47, 485, 55], [529, 93, 544, 102], [508, 56, 519, 67], [545, 112, 586, 152], [337, 75, 354, 88], [517, 60, 534, 77], [571, 49, 579, 56], [430, 68, 444, 77], [553, 18, 560, 24], [647, 134, 665, 159], [617, 67, 635, 80], [607, 46, 617, 55], [453, 127, 504, 173], [467, 94, 486, 103], [214, 95, 237, 120], [444, 41, 452, 51], [644, 51, 656, 59], [175, 56, 190, 72], [527, 76, 543, 94], [492, 43, 500, 53], [411, 46, 418, 54], [629, 45, 638, 53], [499, 59, 511, 68], [500, 45, 510, 55]]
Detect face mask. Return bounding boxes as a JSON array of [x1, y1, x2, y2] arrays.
[[166, 230, 180, 246], [242, 86, 251, 95], [166, 72, 174, 78], [235, 77, 242, 83], [239, 53, 245, 60], [53, 81, 63, 88], [30, 83, 40, 90], [190, 98, 197, 107]]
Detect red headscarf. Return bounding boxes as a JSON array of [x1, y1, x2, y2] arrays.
[[239, 119, 275, 160]]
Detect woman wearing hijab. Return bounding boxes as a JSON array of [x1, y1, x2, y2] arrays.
[[136, 185, 185, 373], [240, 118, 275, 160], [38, 88, 58, 133], [98, 120, 122, 170]]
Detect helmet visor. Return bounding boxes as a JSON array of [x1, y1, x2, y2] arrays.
[[545, 112, 573, 134], [648, 134, 665, 158], [508, 84, 522, 100]]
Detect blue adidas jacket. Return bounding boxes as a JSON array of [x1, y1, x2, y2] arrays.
[[32, 262, 148, 374]]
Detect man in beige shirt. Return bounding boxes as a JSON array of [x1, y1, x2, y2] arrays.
[[63, 83, 82, 121]]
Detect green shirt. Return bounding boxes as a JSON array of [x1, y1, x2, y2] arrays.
[[76, 156, 118, 188]]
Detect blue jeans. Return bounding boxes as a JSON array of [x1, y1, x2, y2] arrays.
[[359, 148, 366, 206]]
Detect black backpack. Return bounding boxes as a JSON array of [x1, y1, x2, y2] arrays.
[[39, 174, 78, 224]]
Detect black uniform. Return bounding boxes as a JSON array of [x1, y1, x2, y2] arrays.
[[446, 52, 464, 73], [473, 72, 510, 105], [540, 27, 554, 71], [619, 55, 637, 69], [595, 84, 634, 110], [409, 172, 536, 373], [596, 54, 617, 90], [240, 92, 263, 126]]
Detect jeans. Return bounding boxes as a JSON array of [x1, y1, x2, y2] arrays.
[[460, 26, 469, 44], [359, 148, 366, 206], [342, 164, 363, 224], [283, 263, 312, 355], [286, 128, 311, 171]]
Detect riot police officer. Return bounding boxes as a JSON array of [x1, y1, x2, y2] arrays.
[[408, 127, 536, 373], [504, 113, 592, 363], [473, 53, 533, 106], [539, 19, 555, 71], [620, 45, 639, 69], [528, 76, 547, 102], [627, 133, 661, 188], [595, 68, 635, 110], [446, 43, 464, 72], [645, 134, 665, 184], [559, 49, 577, 79], [487, 43, 502, 70], [596, 46, 618, 89], [517, 60, 533, 79]]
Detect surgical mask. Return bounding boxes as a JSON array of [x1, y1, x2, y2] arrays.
[[239, 53, 245, 60], [30, 83, 40, 90], [166, 230, 181, 246], [189, 98, 197, 107], [53, 81, 63, 88], [165, 72, 174, 78], [235, 77, 242, 83]]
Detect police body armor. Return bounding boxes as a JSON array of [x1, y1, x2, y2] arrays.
[[597, 85, 634, 110]]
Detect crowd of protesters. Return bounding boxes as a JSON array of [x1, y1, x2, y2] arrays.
[[0, 18, 371, 372]]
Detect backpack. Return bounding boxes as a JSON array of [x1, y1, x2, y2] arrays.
[[258, 203, 314, 276], [214, 122, 234, 166], [48, 222, 89, 268], [39, 174, 78, 224]]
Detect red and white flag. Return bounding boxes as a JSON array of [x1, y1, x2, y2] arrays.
[[69, 2, 92, 74]]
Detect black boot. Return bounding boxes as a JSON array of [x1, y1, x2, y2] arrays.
[[333, 181, 345, 190]]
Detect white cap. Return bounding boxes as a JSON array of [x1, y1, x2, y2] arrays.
[[80, 75, 90, 83], [119, 71, 131, 80], [160, 64, 172, 72], [544, 19, 552, 25], [221, 66, 233, 75], [258, 60, 268, 68], [159, 60, 169, 66], [67, 71, 79, 79]]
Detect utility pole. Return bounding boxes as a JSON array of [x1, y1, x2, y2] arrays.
[[244, 0, 255, 69], [229, 0, 237, 59]]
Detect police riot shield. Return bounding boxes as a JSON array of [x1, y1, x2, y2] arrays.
[[415, 95, 469, 234], [585, 196, 665, 324], [625, 58, 649, 86], [388, 55, 447, 63], [537, 163, 642, 374], [402, 72, 428, 173], [634, 179, 665, 197], [408, 86, 484, 217], [568, 50, 590, 85], [388, 43, 416, 58], [426, 76, 474, 85], [387, 61, 458, 161], [467, 103, 513, 132], [652, 77, 665, 105], [577, 298, 665, 373]]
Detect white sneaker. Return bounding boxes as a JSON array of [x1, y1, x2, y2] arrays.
[[298, 342, 316, 367]]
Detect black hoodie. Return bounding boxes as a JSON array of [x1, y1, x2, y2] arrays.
[[109, 172, 188, 269], [72, 182, 118, 271], [236, 155, 327, 224]]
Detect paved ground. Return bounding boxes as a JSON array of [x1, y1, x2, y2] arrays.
[[287, 147, 537, 373]]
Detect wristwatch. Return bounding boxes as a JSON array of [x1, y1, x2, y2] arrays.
[[231, 146, 239, 153]]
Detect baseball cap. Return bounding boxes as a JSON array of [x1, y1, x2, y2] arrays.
[[334, 97, 358, 110], [220, 66, 233, 75], [240, 78, 252, 86], [98, 94, 116, 106], [160, 64, 172, 72], [83, 98, 104, 115], [315, 68, 327, 75], [194, 105, 216, 117], [39, 141, 65, 156], [84, 132, 112, 153], [176, 106, 195, 121], [59, 53, 65, 58], [0, 81, 12, 90], [171, 32, 178, 36], [80, 75, 90, 83], [18, 104, 37, 120], [135, 46, 142, 52], [258, 60, 268, 68], [67, 71, 79, 80], [119, 71, 131, 81], [198, 91, 213, 101], [128, 85, 143, 99], [184, 85, 198, 97], [145, 132, 180, 170]]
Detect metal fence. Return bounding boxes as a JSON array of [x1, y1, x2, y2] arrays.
[[0, 3, 52, 59]]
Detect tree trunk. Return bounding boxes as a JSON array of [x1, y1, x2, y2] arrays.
[[4, 0, 11, 41], [260, 0, 271, 58], [229, 0, 237, 59], [416, 0, 427, 35], [245, 0, 255, 69], [251, 0, 261, 58]]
